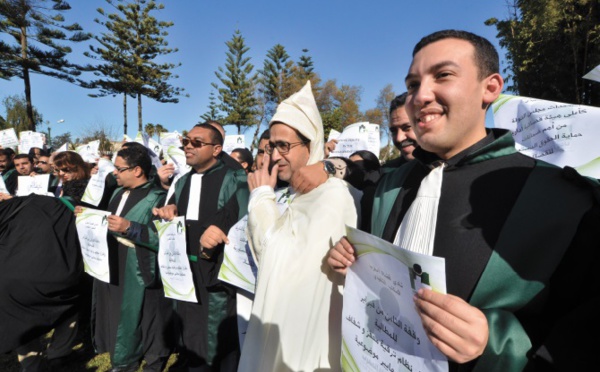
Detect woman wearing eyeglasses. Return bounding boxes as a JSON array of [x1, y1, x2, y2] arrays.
[[53, 151, 91, 206]]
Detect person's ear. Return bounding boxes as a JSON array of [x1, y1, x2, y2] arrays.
[[212, 144, 222, 157], [482, 73, 504, 107]]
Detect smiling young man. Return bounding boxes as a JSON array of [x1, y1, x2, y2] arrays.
[[92, 146, 172, 372], [240, 81, 358, 371], [152, 122, 248, 371], [328, 29, 600, 371]]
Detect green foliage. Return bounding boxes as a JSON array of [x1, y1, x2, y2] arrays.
[[315, 79, 364, 135], [84, 0, 186, 133], [52, 132, 73, 149], [260, 44, 295, 116], [199, 90, 224, 123], [486, 0, 600, 105], [0, 0, 91, 131], [1, 94, 44, 133], [212, 29, 259, 134], [144, 122, 167, 140]]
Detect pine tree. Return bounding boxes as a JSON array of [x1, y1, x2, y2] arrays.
[[199, 89, 223, 123], [84, 0, 186, 134], [212, 29, 259, 134], [0, 0, 91, 131]]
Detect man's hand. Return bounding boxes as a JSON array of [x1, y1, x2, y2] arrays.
[[107, 215, 130, 234], [326, 236, 356, 275], [200, 225, 229, 250], [0, 192, 13, 201], [414, 289, 489, 364], [157, 163, 176, 189], [152, 204, 178, 221], [324, 138, 338, 157], [73, 205, 84, 216], [248, 153, 278, 192], [290, 162, 327, 194]]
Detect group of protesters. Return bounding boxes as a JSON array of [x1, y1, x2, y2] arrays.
[[1, 28, 600, 372]]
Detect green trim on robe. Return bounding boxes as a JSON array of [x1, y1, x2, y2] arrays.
[[370, 129, 597, 371], [108, 183, 166, 367], [173, 160, 248, 215], [469, 161, 593, 371], [370, 161, 415, 237], [172, 161, 248, 366], [1, 168, 15, 181]]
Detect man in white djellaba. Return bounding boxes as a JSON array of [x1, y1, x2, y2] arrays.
[[240, 81, 359, 372]]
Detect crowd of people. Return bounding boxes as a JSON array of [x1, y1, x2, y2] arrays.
[[1, 28, 599, 372]]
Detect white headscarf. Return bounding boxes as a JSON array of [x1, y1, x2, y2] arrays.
[[269, 81, 324, 165]]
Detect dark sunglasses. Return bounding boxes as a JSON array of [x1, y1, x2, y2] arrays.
[[35, 161, 49, 165], [182, 137, 216, 148]]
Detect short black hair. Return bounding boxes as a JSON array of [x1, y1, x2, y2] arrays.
[[193, 123, 224, 145], [0, 148, 15, 158], [14, 153, 33, 163], [122, 141, 147, 152], [413, 29, 499, 79], [117, 146, 152, 177], [350, 150, 381, 172], [259, 129, 270, 142], [231, 147, 254, 170], [389, 93, 408, 115]]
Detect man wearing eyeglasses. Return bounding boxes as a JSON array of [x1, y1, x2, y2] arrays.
[[152, 122, 248, 371], [239, 81, 358, 371], [92, 146, 172, 372]]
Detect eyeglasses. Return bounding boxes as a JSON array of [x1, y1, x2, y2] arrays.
[[114, 166, 134, 173], [35, 161, 49, 165], [182, 137, 216, 148], [265, 141, 307, 155]]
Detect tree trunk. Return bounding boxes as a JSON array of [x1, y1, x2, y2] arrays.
[[138, 94, 143, 133], [20, 25, 35, 131], [123, 93, 128, 136]]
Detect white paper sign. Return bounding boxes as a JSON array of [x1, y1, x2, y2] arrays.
[[329, 122, 381, 159], [0, 176, 9, 194], [493, 94, 600, 178], [134, 131, 163, 170], [76, 140, 100, 163], [583, 64, 600, 83], [341, 226, 448, 372], [76, 208, 111, 283], [56, 142, 69, 153], [218, 215, 256, 293], [160, 131, 182, 149], [16, 174, 50, 196], [18, 131, 45, 155], [82, 158, 116, 206], [155, 216, 198, 303], [219, 188, 294, 293], [0, 128, 19, 150], [223, 135, 245, 154]]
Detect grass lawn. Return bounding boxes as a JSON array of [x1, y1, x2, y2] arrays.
[[0, 328, 179, 372]]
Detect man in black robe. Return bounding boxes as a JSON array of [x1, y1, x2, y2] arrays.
[[90, 146, 173, 372], [153, 123, 248, 371], [0, 195, 83, 370]]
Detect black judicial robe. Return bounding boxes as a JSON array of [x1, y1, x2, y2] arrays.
[[0, 195, 83, 353]]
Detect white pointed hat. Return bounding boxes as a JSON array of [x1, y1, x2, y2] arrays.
[[269, 81, 324, 165]]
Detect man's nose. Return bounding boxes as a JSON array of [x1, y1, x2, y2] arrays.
[[412, 78, 434, 108]]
